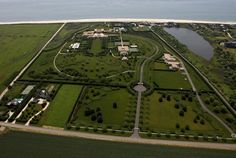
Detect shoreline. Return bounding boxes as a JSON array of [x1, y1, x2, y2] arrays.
[[0, 18, 236, 25], [1, 122, 236, 151]]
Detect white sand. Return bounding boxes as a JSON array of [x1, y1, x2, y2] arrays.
[[0, 18, 236, 25]]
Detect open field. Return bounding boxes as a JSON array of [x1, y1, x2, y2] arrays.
[[153, 61, 169, 70], [153, 71, 192, 90], [39, 84, 82, 128], [70, 87, 136, 130], [90, 39, 103, 54], [140, 91, 229, 137], [0, 24, 60, 92]]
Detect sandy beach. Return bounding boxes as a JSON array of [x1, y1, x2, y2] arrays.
[[0, 18, 236, 25]]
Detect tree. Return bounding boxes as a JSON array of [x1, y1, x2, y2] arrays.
[[97, 116, 103, 123], [91, 114, 97, 121], [176, 123, 180, 129], [183, 107, 187, 112], [175, 103, 180, 109], [167, 95, 171, 101], [188, 97, 193, 102], [185, 125, 190, 130], [113, 102, 118, 109], [179, 110, 184, 117], [159, 97, 163, 102], [200, 119, 205, 125]]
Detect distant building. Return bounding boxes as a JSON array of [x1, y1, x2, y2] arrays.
[[21, 85, 35, 95], [7, 98, 24, 106], [70, 43, 80, 49], [224, 41, 236, 48], [118, 46, 129, 56], [163, 53, 180, 70]]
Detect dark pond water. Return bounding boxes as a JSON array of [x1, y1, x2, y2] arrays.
[[164, 27, 214, 60], [0, 131, 235, 158]]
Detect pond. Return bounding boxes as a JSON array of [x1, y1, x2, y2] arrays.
[[0, 131, 235, 158], [164, 27, 214, 60]]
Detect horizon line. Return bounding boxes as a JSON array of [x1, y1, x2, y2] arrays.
[[0, 18, 236, 25]]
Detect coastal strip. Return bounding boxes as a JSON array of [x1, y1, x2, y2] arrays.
[[0, 122, 236, 151], [0, 18, 236, 25]]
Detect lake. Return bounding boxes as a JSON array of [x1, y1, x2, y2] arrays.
[[0, 131, 235, 158], [164, 27, 214, 60], [0, 0, 235, 22]]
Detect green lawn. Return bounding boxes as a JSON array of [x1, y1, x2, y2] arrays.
[[40, 84, 82, 128], [0, 24, 60, 92], [90, 39, 103, 54], [153, 62, 169, 70], [72, 87, 135, 130], [140, 91, 229, 136], [153, 71, 192, 90], [132, 26, 150, 32]]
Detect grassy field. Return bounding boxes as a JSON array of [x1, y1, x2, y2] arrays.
[[153, 71, 192, 90], [140, 91, 229, 136], [40, 84, 82, 128], [90, 39, 103, 54], [72, 87, 135, 130], [1, 131, 235, 158], [0, 24, 60, 92], [133, 26, 150, 32], [153, 62, 169, 70]]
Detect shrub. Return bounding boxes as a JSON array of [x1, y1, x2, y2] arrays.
[[159, 97, 163, 102], [185, 125, 190, 131], [91, 114, 97, 121], [97, 116, 103, 123], [176, 123, 180, 129], [167, 95, 171, 101], [188, 97, 193, 102], [147, 132, 152, 137], [179, 110, 184, 117], [200, 119, 205, 125], [174, 103, 180, 109], [113, 102, 118, 109], [84, 108, 95, 116], [183, 107, 187, 112]]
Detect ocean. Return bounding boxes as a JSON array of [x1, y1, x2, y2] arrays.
[[0, 0, 235, 22]]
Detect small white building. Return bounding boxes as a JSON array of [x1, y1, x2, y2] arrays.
[[163, 53, 180, 70], [70, 43, 80, 49], [122, 56, 128, 61]]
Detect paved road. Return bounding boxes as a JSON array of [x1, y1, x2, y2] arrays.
[[150, 28, 236, 116], [132, 45, 159, 138], [0, 23, 66, 101], [152, 28, 235, 137], [0, 122, 235, 151]]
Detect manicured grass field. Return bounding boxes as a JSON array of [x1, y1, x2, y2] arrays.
[[153, 70, 192, 90], [153, 62, 169, 70], [40, 84, 82, 128], [0, 24, 60, 92], [90, 39, 103, 54], [133, 26, 150, 32], [73, 87, 135, 129], [140, 91, 229, 136]]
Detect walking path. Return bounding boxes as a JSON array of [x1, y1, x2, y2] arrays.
[[25, 101, 50, 126], [131, 44, 159, 138]]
